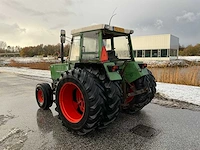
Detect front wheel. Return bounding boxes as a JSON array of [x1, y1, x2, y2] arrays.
[[35, 83, 53, 110]]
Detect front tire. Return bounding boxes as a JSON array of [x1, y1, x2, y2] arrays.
[[35, 83, 53, 110], [56, 68, 105, 135]]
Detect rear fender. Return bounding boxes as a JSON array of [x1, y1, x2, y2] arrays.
[[122, 61, 148, 83], [103, 62, 122, 81]]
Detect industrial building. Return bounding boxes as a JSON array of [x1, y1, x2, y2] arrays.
[[132, 34, 179, 61]]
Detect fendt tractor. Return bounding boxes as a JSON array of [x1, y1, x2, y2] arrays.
[[35, 24, 156, 135]]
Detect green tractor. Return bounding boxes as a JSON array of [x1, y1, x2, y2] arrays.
[[35, 24, 156, 135]]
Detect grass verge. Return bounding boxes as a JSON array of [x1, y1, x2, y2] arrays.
[[8, 60, 54, 70], [149, 66, 200, 86]]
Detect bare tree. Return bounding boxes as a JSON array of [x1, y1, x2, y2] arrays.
[[0, 41, 7, 50]]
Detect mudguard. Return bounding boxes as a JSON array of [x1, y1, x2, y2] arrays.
[[103, 62, 122, 81], [122, 61, 148, 83]]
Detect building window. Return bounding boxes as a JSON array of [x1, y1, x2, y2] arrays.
[[161, 49, 167, 57], [145, 50, 151, 57], [133, 50, 136, 57], [137, 50, 142, 57], [170, 49, 177, 56], [152, 50, 158, 57]]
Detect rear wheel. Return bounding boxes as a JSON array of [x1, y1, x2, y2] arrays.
[[147, 70, 156, 99], [87, 67, 122, 128], [100, 81, 122, 128], [56, 68, 105, 135], [35, 83, 53, 110], [125, 70, 156, 114]]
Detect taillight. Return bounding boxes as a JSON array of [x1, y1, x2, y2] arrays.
[[139, 63, 147, 69], [107, 65, 119, 72]]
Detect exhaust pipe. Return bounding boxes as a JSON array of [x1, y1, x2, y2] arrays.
[[60, 30, 66, 63]]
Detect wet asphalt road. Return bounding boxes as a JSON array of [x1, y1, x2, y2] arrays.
[[0, 72, 200, 150]]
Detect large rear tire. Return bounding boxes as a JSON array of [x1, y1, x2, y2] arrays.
[[126, 70, 156, 114], [147, 70, 156, 99], [87, 67, 122, 128], [56, 68, 105, 135]]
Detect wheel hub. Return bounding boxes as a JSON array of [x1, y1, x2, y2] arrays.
[[59, 82, 85, 123], [37, 89, 44, 105]]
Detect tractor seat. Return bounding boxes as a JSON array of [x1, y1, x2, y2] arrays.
[[107, 50, 118, 61]]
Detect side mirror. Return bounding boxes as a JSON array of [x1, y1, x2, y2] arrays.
[[60, 30, 66, 43]]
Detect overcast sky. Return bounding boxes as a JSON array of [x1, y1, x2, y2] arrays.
[[0, 0, 200, 47]]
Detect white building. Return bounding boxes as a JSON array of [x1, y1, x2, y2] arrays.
[[132, 34, 179, 61]]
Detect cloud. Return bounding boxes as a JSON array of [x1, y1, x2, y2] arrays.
[[176, 11, 200, 22], [0, 23, 26, 35], [0, 0, 200, 47], [50, 24, 67, 30], [46, 10, 75, 17], [0, 13, 7, 20], [154, 19, 163, 29], [2, 0, 74, 17], [134, 19, 163, 34], [0, 23, 26, 46], [63, 0, 73, 5], [2, 0, 44, 16], [135, 26, 150, 32]]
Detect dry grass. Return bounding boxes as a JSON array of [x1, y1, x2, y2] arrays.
[[8, 60, 53, 70], [7, 60, 200, 86], [149, 66, 200, 86]]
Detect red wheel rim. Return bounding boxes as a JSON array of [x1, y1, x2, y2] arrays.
[[59, 82, 85, 123], [37, 89, 44, 105], [125, 83, 135, 104]]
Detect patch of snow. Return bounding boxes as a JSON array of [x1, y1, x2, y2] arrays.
[[0, 66, 200, 106], [0, 128, 21, 143], [0, 56, 60, 64], [144, 59, 189, 67], [0, 128, 28, 150], [10, 57, 56, 63], [179, 56, 200, 62], [0, 67, 50, 79], [157, 82, 200, 106], [142, 56, 200, 67]]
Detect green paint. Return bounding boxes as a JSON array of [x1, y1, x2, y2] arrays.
[[122, 61, 148, 83], [80, 33, 83, 61], [51, 26, 150, 83], [50, 63, 69, 80], [103, 62, 122, 81], [98, 31, 102, 61]]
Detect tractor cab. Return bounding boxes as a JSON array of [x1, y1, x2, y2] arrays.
[[69, 24, 134, 62]]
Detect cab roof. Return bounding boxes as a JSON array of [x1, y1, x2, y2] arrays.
[[71, 24, 134, 36]]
